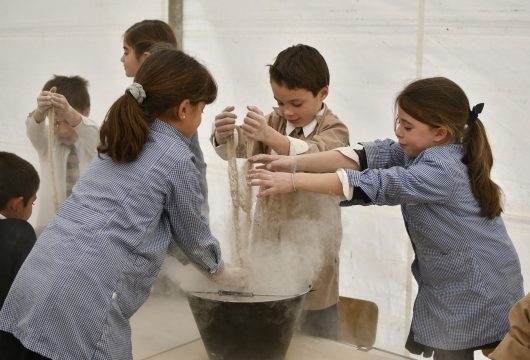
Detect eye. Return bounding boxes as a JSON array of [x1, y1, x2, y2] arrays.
[[276, 101, 284, 107], [292, 103, 302, 108]]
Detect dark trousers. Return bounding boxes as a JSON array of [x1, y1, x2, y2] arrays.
[[297, 304, 339, 340], [0, 331, 50, 360], [405, 328, 499, 360]]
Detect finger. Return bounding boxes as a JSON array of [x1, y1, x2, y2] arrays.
[[246, 105, 263, 116], [49, 86, 57, 93], [215, 112, 237, 121], [223, 105, 235, 112], [249, 154, 271, 163], [216, 123, 236, 132], [245, 111, 264, 122]]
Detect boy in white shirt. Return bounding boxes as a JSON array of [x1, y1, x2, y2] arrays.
[[26, 75, 98, 235]]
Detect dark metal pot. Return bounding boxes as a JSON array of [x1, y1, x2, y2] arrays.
[[187, 289, 309, 360]]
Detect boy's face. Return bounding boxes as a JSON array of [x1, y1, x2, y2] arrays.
[[121, 41, 141, 77], [54, 117, 78, 146], [271, 80, 328, 128]]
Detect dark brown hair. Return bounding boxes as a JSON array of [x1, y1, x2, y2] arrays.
[[98, 49, 217, 163], [396, 76, 502, 218], [124, 19, 177, 60], [268, 44, 329, 96], [42, 75, 90, 113], [0, 152, 40, 209]]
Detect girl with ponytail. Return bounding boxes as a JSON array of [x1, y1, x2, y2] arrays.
[[0, 49, 246, 360], [248, 76, 524, 359]]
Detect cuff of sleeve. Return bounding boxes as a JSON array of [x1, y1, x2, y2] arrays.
[[334, 146, 360, 164], [287, 136, 309, 155], [212, 129, 238, 160], [336, 169, 354, 200]]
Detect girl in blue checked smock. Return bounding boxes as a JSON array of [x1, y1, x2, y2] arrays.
[[248, 77, 524, 359], [0, 49, 246, 360]]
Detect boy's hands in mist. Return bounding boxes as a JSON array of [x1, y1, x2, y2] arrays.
[[214, 106, 237, 145], [242, 106, 273, 143]]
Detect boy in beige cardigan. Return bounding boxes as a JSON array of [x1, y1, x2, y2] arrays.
[[212, 44, 349, 339]]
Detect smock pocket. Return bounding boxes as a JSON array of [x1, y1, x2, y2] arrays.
[[92, 292, 132, 360], [418, 250, 471, 291]]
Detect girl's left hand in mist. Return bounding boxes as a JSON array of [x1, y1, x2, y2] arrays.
[[212, 265, 249, 291], [247, 168, 295, 197]]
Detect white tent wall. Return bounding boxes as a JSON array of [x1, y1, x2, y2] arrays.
[[1, 1, 528, 358]]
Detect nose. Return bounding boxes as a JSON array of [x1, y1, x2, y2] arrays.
[[395, 123, 404, 138], [120, 54, 125, 64], [282, 107, 294, 117]]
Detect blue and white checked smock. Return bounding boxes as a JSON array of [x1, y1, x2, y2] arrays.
[[341, 139, 524, 350], [0, 119, 224, 359]]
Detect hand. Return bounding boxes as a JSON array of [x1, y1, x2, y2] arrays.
[[211, 264, 248, 291], [242, 106, 272, 142], [248, 153, 296, 172], [33, 87, 57, 122], [247, 168, 295, 197], [214, 106, 237, 145], [50, 93, 82, 127]]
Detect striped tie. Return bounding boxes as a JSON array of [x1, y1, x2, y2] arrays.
[[66, 145, 79, 197], [290, 127, 304, 139]]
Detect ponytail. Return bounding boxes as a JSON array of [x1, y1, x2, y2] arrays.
[[462, 118, 503, 218], [98, 49, 217, 164], [98, 92, 153, 163]]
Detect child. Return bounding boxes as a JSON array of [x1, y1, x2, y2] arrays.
[[0, 152, 44, 359], [248, 76, 525, 358], [488, 292, 530, 359], [0, 49, 245, 360], [26, 75, 99, 235], [121, 19, 210, 217], [0, 152, 40, 309], [212, 44, 349, 339]]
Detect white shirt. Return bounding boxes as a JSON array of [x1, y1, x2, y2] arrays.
[[25, 115, 99, 235]]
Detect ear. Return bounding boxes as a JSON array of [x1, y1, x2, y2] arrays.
[[318, 86, 329, 101], [4, 196, 24, 216], [433, 126, 449, 143], [139, 51, 151, 65], [177, 99, 192, 120]]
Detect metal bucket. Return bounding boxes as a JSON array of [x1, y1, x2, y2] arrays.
[[187, 289, 309, 360]]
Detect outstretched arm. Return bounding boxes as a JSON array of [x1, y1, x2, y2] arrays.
[[249, 148, 359, 173], [247, 168, 343, 197]]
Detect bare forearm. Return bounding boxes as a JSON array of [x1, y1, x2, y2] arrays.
[[264, 130, 290, 155], [294, 172, 343, 196], [296, 150, 359, 173]]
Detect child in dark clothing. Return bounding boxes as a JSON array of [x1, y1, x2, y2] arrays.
[[0, 151, 45, 359]]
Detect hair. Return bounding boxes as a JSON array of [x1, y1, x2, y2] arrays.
[[268, 44, 329, 96], [98, 49, 217, 163], [395, 76, 502, 218], [42, 75, 90, 113], [146, 41, 176, 54], [124, 19, 177, 60], [0, 152, 40, 209]]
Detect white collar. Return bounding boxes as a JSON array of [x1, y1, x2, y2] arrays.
[[281, 106, 325, 137], [0, 214, 6, 219]]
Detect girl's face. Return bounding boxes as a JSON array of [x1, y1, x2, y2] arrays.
[[394, 105, 447, 158], [270, 80, 328, 129], [121, 41, 140, 77], [185, 102, 206, 137]]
